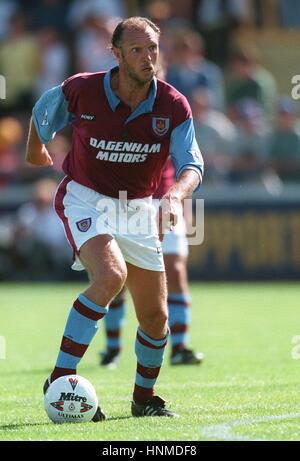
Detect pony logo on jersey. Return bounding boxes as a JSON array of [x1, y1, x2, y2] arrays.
[[80, 114, 96, 121], [76, 218, 92, 232], [68, 377, 78, 391], [152, 117, 170, 136]]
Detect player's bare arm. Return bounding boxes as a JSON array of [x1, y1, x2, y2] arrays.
[[158, 169, 201, 241], [26, 117, 53, 167]]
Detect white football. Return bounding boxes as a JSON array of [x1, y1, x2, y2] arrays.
[[44, 375, 98, 423]]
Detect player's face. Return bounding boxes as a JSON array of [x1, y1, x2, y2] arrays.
[[117, 27, 159, 85]]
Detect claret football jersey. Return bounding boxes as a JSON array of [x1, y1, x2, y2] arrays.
[[153, 157, 175, 199], [32, 67, 203, 199]]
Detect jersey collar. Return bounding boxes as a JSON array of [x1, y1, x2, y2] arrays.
[[103, 66, 157, 122]]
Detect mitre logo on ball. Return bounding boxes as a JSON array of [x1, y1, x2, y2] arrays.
[[44, 375, 99, 423]]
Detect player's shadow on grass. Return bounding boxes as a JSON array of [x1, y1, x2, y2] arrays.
[[105, 416, 132, 422], [0, 417, 133, 430], [0, 422, 51, 431]]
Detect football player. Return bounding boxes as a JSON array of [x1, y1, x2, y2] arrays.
[[26, 17, 203, 419]]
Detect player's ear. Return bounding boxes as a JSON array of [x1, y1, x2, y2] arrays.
[[112, 46, 121, 62]]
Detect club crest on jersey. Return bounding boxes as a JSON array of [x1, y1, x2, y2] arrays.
[[76, 218, 92, 232], [68, 377, 78, 391], [152, 117, 170, 136]]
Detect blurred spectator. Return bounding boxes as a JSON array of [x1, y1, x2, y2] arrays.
[[267, 97, 300, 182], [68, 0, 126, 29], [167, 0, 195, 21], [12, 178, 72, 280], [0, 0, 17, 39], [0, 11, 40, 114], [194, 0, 249, 66], [229, 98, 270, 182], [144, 0, 195, 26], [278, 0, 300, 28], [34, 27, 70, 97], [0, 116, 23, 187], [226, 43, 278, 123], [251, 0, 278, 28], [166, 29, 225, 110], [143, 0, 172, 24], [74, 16, 117, 73], [27, 0, 71, 33], [191, 88, 236, 182]]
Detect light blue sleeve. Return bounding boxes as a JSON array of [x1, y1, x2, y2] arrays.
[[32, 84, 72, 144], [169, 118, 204, 190]]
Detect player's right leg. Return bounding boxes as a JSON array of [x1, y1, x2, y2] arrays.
[[43, 179, 127, 421], [43, 234, 127, 421], [47, 234, 127, 382]]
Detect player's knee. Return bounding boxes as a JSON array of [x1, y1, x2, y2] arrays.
[[148, 308, 168, 334], [158, 310, 168, 328], [109, 267, 127, 293], [91, 266, 127, 301]]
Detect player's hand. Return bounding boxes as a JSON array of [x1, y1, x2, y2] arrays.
[[157, 194, 181, 242], [26, 146, 53, 167]]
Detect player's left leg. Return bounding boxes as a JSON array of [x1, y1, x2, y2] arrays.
[[126, 262, 178, 417]]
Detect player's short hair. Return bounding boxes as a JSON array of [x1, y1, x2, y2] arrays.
[[111, 16, 160, 49]]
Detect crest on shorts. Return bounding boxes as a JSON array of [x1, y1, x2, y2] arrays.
[[152, 117, 170, 136], [76, 218, 92, 232]]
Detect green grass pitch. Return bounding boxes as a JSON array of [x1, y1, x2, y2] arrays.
[[0, 282, 300, 441]]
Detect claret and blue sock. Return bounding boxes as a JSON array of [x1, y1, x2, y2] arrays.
[[51, 293, 108, 382], [133, 327, 168, 403]]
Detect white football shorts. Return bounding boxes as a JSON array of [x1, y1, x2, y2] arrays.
[[161, 210, 189, 257], [54, 178, 165, 272]]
